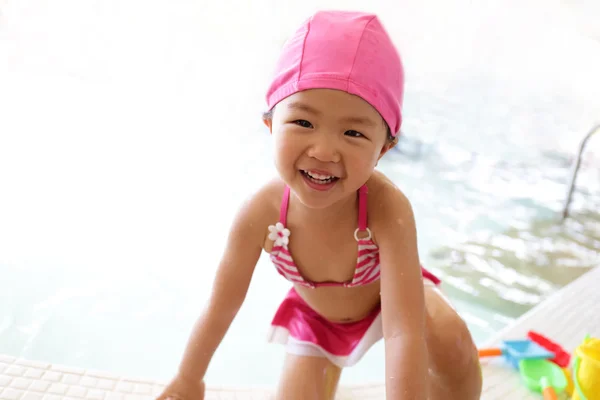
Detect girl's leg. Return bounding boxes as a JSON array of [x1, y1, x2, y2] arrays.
[[275, 353, 342, 400], [424, 285, 482, 399]]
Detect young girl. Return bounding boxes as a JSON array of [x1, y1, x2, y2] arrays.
[[158, 10, 481, 400]]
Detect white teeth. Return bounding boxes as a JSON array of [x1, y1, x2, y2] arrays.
[[306, 171, 334, 180], [302, 170, 337, 184]]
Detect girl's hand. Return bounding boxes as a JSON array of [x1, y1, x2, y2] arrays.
[[156, 374, 205, 400]]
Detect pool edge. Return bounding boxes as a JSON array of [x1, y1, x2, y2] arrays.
[[1, 266, 597, 399]]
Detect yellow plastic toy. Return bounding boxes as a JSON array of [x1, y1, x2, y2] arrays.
[[562, 367, 574, 397], [572, 335, 600, 400]]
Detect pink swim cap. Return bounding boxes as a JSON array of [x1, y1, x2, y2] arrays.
[[265, 10, 405, 136]]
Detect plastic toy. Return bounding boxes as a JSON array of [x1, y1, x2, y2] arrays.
[[478, 339, 554, 369], [562, 366, 575, 397], [518, 358, 567, 400], [572, 335, 600, 400], [523, 330, 573, 395], [527, 330, 571, 368]]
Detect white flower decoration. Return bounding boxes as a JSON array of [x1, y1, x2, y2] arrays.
[[268, 222, 290, 247]]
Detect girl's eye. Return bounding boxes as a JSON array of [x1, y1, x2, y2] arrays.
[[345, 130, 364, 138], [293, 120, 313, 128]]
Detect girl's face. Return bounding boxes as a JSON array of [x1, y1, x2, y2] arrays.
[[265, 89, 396, 209]]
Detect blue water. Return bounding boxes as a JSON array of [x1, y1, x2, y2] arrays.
[[1, 0, 599, 387]]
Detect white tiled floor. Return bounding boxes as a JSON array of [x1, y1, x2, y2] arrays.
[[0, 355, 162, 400], [1, 266, 598, 399]]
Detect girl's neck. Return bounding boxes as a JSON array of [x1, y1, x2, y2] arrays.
[[290, 191, 358, 227]]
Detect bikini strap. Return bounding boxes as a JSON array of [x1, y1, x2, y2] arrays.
[[354, 184, 372, 241], [358, 185, 368, 230], [279, 186, 291, 225]]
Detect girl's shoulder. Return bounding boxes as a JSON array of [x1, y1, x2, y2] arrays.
[[366, 170, 410, 207], [366, 171, 415, 240], [226, 178, 286, 251], [238, 177, 286, 226]]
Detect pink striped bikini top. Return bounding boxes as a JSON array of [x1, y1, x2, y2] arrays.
[[268, 185, 381, 288]]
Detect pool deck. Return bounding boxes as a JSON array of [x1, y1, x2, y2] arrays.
[[1, 266, 598, 399]]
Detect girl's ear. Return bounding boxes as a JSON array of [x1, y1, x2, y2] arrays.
[[378, 137, 398, 160], [263, 118, 273, 134]]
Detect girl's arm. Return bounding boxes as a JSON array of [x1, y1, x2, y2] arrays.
[[175, 190, 269, 385], [375, 185, 429, 400]]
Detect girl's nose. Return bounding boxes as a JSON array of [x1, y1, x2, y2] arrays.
[[306, 135, 341, 163]]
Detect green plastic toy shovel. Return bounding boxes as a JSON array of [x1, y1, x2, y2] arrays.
[[519, 358, 567, 400]]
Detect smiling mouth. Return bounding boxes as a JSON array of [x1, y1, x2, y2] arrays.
[[300, 170, 340, 184]]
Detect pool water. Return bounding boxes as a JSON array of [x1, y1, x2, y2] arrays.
[[1, 0, 600, 388]]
